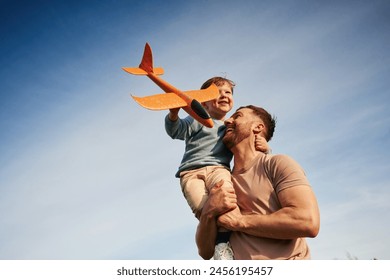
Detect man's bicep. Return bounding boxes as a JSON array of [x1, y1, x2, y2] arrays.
[[277, 185, 317, 210], [277, 185, 320, 237]]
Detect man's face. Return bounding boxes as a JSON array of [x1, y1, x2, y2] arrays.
[[222, 108, 255, 149]]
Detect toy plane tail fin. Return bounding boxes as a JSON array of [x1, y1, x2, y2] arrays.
[[122, 43, 164, 75]]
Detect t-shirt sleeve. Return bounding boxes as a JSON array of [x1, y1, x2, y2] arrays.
[[266, 155, 311, 193]]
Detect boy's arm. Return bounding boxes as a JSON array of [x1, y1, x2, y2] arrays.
[[168, 108, 180, 121], [165, 109, 201, 140], [165, 108, 186, 140]]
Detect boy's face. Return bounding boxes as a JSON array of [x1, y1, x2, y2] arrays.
[[203, 82, 234, 120]]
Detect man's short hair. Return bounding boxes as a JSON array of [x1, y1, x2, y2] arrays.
[[239, 105, 276, 141]]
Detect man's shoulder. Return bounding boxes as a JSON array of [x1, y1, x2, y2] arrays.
[[263, 154, 302, 172], [264, 153, 294, 163], [261, 154, 309, 189]]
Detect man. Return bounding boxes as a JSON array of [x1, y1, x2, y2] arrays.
[[196, 105, 320, 259]]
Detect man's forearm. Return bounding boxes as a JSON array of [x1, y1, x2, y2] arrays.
[[218, 186, 320, 239], [226, 208, 317, 239], [195, 181, 237, 259], [196, 212, 218, 259]]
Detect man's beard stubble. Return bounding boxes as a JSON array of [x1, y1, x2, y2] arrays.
[[223, 124, 252, 150]]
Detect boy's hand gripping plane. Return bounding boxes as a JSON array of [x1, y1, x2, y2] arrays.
[[122, 43, 219, 128]]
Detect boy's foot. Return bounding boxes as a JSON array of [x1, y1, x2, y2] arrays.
[[213, 242, 234, 260]]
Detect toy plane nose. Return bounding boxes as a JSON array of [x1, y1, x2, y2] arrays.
[[190, 99, 214, 128], [190, 99, 210, 120], [203, 118, 214, 128]]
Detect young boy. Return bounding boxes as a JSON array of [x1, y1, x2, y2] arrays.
[[165, 77, 269, 260]]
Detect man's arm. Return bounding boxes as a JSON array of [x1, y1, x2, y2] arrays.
[[218, 185, 320, 239], [195, 181, 237, 259]]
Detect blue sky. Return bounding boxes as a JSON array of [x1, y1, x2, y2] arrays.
[[0, 0, 389, 260]]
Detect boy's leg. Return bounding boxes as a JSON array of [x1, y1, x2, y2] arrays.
[[180, 168, 208, 219]]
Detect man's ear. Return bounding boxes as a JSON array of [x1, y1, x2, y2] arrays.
[[253, 123, 265, 134]]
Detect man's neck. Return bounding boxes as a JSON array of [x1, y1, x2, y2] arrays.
[[231, 137, 260, 172]]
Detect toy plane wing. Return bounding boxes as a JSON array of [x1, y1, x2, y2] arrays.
[[131, 83, 219, 110], [131, 92, 186, 110]]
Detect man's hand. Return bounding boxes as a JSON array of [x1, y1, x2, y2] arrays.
[[217, 206, 243, 231], [203, 180, 237, 218], [196, 180, 237, 259]]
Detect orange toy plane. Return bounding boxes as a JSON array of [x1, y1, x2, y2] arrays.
[[122, 43, 219, 128]]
